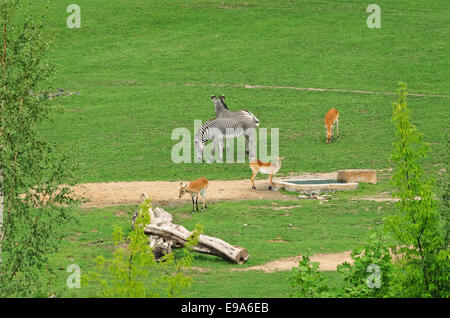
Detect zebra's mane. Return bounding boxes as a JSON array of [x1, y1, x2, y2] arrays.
[[219, 97, 230, 110]]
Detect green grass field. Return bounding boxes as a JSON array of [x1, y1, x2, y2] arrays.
[[19, 0, 449, 297], [50, 198, 395, 298], [33, 0, 449, 183]]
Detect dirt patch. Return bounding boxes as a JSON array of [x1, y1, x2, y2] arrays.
[[351, 191, 399, 202], [272, 205, 302, 211], [114, 210, 128, 217], [251, 204, 302, 211], [268, 240, 290, 244], [73, 173, 336, 208], [190, 266, 212, 273], [232, 251, 353, 273], [352, 197, 399, 202]]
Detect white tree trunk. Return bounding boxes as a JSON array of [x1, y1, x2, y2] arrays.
[[133, 200, 249, 264], [143, 222, 250, 264]]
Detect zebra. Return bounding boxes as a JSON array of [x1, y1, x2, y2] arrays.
[[210, 95, 260, 156], [194, 116, 258, 162], [211, 95, 259, 124]]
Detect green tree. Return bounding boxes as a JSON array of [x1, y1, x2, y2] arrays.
[[337, 230, 393, 298], [84, 199, 201, 298], [436, 137, 449, 246], [289, 253, 332, 298], [386, 82, 449, 297], [290, 83, 449, 298], [0, 1, 78, 296]]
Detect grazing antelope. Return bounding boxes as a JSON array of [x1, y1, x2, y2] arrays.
[[250, 157, 285, 190], [324, 108, 339, 144], [178, 177, 209, 213]]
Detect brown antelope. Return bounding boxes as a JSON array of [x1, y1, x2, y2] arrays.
[[250, 157, 285, 190], [324, 108, 339, 144], [179, 177, 209, 213]]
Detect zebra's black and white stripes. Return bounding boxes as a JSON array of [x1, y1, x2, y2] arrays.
[[194, 116, 258, 162], [212, 95, 260, 126]]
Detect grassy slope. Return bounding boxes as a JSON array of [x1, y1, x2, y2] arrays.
[[30, 0, 449, 182], [50, 198, 394, 297], [21, 0, 447, 297]]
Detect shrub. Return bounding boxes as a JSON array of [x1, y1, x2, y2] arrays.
[[289, 253, 332, 298], [386, 82, 449, 297], [83, 199, 201, 298]]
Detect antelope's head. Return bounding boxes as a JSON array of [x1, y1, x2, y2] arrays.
[[178, 182, 188, 198]]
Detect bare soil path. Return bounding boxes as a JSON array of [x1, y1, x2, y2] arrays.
[[232, 251, 353, 272], [74, 172, 338, 208], [73, 172, 387, 272]]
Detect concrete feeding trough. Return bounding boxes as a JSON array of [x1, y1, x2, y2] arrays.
[[273, 169, 376, 193], [273, 179, 358, 193]]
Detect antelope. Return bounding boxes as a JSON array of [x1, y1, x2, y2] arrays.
[[250, 156, 285, 190], [178, 177, 209, 213], [324, 108, 339, 144]]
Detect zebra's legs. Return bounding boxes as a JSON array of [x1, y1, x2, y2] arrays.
[[245, 129, 257, 159], [207, 138, 223, 163], [225, 136, 230, 152], [210, 138, 224, 162], [245, 135, 249, 155], [218, 138, 224, 162]]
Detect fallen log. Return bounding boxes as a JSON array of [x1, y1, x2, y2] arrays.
[[133, 194, 249, 264]]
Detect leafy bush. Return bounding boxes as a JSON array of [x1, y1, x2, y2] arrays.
[[291, 82, 449, 298], [337, 230, 393, 298], [83, 199, 201, 298], [0, 0, 79, 297], [289, 253, 332, 298], [385, 82, 449, 297]]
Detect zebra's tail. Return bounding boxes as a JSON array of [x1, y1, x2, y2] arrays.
[[243, 110, 260, 126], [253, 115, 260, 127]]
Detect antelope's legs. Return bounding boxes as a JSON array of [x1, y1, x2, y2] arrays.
[[268, 174, 273, 190], [336, 119, 339, 138], [251, 170, 257, 190], [191, 195, 195, 213], [203, 190, 208, 209], [200, 190, 207, 210]]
